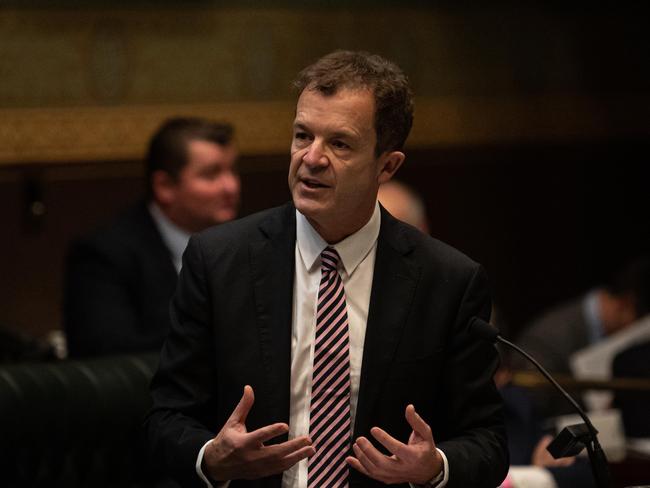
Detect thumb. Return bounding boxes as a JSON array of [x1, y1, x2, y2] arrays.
[[229, 385, 255, 425]]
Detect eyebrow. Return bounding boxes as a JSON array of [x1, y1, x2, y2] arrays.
[[292, 122, 358, 140], [292, 122, 310, 131]]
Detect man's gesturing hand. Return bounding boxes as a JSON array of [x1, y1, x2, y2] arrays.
[[202, 385, 315, 481], [346, 404, 443, 485]]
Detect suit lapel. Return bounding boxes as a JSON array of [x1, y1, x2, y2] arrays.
[[138, 201, 178, 281], [249, 204, 296, 425], [247, 204, 419, 442], [354, 209, 420, 438]]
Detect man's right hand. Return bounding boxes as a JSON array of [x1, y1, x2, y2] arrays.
[[202, 385, 315, 481]]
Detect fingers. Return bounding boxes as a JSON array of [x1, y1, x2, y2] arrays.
[[277, 444, 316, 469], [352, 440, 380, 474], [537, 434, 553, 449], [355, 436, 396, 468], [351, 437, 400, 484], [261, 435, 313, 458], [532, 435, 576, 468], [254, 437, 315, 475], [370, 427, 406, 457], [229, 385, 255, 424], [348, 419, 441, 485], [247, 422, 290, 445], [553, 456, 576, 467], [346, 454, 371, 477], [405, 404, 434, 443]]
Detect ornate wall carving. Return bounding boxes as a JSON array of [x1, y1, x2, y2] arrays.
[[0, 5, 648, 165]]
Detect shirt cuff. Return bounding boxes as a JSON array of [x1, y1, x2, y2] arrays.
[[196, 439, 231, 488], [409, 448, 449, 488], [505, 466, 557, 488]]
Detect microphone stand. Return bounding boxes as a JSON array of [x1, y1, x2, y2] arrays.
[[498, 336, 612, 488]]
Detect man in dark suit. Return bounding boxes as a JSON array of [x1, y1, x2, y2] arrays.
[[64, 117, 240, 357], [146, 51, 507, 488]]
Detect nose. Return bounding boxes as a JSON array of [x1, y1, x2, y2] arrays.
[[220, 171, 240, 196], [302, 139, 328, 168]]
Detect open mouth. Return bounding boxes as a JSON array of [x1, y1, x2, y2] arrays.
[[301, 178, 329, 189]]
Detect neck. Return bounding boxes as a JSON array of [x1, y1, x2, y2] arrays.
[[307, 203, 376, 244], [151, 200, 195, 234]]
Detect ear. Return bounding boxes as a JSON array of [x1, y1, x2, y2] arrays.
[[151, 170, 178, 205], [377, 151, 405, 185], [617, 292, 638, 324]]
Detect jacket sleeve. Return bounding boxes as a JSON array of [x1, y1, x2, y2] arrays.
[[144, 235, 218, 488], [436, 265, 509, 488]]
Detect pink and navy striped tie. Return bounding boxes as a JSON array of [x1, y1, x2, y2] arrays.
[[308, 247, 351, 488]]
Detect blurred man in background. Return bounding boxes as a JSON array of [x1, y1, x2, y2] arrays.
[[514, 257, 650, 418], [64, 117, 240, 358], [377, 179, 429, 234]]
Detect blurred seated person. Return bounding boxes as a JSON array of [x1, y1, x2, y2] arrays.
[[64, 117, 240, 358], [494, 311, 594, 488], [377, 179, 429, 233], [514, 257, 650, 418], [498, 374, 594, 488]]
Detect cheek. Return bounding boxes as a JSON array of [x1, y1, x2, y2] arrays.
[[185, 181, 222, 203], [288, 155, 302, 180]]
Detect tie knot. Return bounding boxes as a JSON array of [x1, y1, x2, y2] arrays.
[[320, 247, 340, 272]]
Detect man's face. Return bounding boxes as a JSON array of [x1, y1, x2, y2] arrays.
[[165, 139, 240, 233], [289, 88, 401, 242]]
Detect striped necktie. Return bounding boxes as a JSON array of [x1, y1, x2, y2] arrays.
[[308, 247, 351, 488]]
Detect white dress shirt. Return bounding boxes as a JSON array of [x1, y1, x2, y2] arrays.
[[281, 203, 381, 487], [197, 202, 448, 487], [148, 201, 190, 274]]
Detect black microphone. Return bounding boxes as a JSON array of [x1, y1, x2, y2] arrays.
[[469, 316, 613, 488]]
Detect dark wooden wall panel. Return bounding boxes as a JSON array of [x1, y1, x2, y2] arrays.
[[1, 141, 648, 339]]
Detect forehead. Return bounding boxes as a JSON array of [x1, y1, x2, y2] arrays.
[[185, 139, 236, 166], [187, 139, 237, 162], [294, 88, 376, 137]]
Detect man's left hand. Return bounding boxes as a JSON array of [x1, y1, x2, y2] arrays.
[[346, 404, 443, 485]]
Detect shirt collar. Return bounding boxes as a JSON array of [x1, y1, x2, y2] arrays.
[[296, 201, 381, 276], [583, 289, 605, 343], [148, 202, 191, 274]]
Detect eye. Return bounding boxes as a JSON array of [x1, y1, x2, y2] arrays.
[[200, 167, 221, 179], [331, 139, 350, 150], [294, 131, 311, 141]]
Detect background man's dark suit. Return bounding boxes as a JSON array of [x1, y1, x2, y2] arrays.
[[515, 298, 589, 377], [146, 203, 508, 488], [64, 201, 177, 357], [613, 339, 650, 438], [513, 298, 590, 418]]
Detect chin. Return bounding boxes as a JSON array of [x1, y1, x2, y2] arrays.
[[293, 196, 320, 219], [214, 207, 238, 222], [212, 214, 234, 225]]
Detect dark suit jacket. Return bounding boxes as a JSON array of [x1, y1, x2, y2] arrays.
[[145, 203, 508, 488], [613, 339, 650, 438], [513, 297, 590, 418], [515, 298, 590, 376], [64, 201, 178, 358]]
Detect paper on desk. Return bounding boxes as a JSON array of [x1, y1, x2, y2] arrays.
[[570, 315, 650, 411]]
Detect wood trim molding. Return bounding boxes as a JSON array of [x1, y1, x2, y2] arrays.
[[0, 101, 294, 166], [1, 95, 648, 166]]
